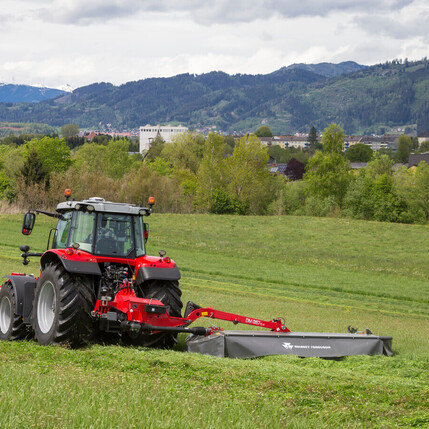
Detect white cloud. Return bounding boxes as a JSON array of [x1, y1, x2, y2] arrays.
[[33, 0, 416, 25], [0, 0, 427, 88]]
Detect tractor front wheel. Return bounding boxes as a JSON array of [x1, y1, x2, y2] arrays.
[[123, 279, 183, 348], [0, 281, 27, 341], [32, 262, 95, 347]]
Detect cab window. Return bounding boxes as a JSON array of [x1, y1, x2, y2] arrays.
[[69, 211, 96, 252], [133, 216, 146, 257], [53, 212, 72, 249], [94, 213, 134, 257]]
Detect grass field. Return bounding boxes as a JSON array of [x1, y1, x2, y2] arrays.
[[0, 213, 428, 428]]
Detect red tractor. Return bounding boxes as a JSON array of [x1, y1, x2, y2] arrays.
[[0, 191, 393, 358], [0, 190, 288, 350], [0, 191, 184, 347]]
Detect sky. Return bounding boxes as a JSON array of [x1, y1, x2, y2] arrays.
[[1, 0, 428, 89]]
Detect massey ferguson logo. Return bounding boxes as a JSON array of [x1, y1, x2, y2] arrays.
[[281, 342, 332, 350]]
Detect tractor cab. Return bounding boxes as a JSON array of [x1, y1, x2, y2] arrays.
[[23, 193, 153, 259], [54, 209, 145, 258]]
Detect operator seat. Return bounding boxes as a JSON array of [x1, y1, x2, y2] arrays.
[[96, 237, 117, 255]]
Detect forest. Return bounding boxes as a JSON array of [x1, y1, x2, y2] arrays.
[[0, 60, 428, 135], [1, 123, 429, 225]]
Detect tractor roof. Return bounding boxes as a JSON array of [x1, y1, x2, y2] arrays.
[[56, 197, 150, 215]]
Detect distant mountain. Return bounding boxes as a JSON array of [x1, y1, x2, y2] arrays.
[[0, 60, 428, 135], [0, 83, 66, 103], [284, 61, 366, 77]]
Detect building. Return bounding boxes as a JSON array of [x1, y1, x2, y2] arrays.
[[408, 153, 429, 168], [343, 135, 398, 151], [139, 124, 188, 152], [272, 135, 310, 149], [417, 132, 429, 146]]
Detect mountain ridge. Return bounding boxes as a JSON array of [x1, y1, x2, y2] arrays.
[[1, 60, 428, 135], [0, 83, 66, 103]]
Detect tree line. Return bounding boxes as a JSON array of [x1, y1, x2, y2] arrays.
[[1, 124, 429, 224]]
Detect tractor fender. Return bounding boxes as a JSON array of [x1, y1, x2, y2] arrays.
[[41, 251, 102, 276], [136, 266, 181, 284], [2, 275, 37, 323]]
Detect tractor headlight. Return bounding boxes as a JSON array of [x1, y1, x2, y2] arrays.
[[87, 205, 95, 212]]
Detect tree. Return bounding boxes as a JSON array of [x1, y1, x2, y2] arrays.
[[60, 124, 79, 139], [145, 135, 165, 161], [226, 135, 270, 214], [104, 139, 137, 179], [209, 188, 246, 215], [308, 126, 318, 150], [304, 151, 351, 205], [321, 123, 345, 154], [73, 143, 107, 174], [418, 141, 429, 152], [370, 175, 407, 222], [224, 135, 236, 155], [0, 171, 10, 199], [304, 123, 350, 206], [66, 136, 86, 149], [92, 134, 112, 145], [20, 148, 49, 185], [412, 161, 429, 219], [394, 135, 413, 163], [26, 137, 72, 174], [345, 143, 373, 162], [160, 132, 205, 174], [365, 153, 394, 178], [268, 145, 312, 164], [196, 133, 227, 211], [394, 161, 429, 221], [255, 126, 273, 138], [285, 158, 305, 180], [344, 172, 407, 222], [268, 145, 286, 163], [146, 158, 173, 176]]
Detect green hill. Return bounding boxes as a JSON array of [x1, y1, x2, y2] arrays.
[[0, 60, 428, 135]]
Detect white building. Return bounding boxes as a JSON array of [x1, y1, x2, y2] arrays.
[[139, 124, 188, 152]]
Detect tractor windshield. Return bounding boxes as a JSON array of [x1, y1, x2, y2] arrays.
[[53, 211, 145, 257], [94, 213, 134, 257], [54, 211, 96, 252]]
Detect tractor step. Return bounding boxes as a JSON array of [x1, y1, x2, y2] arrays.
[[186, 330, 393, 359]]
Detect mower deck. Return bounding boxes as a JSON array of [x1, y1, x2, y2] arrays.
[[186, 330, 393, 359]]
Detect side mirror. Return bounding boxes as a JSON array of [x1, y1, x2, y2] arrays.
[[22, 212, 36, 236], [143, 223, 149, 243]]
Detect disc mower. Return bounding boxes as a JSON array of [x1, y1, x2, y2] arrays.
[[0, 191, 392, 358]]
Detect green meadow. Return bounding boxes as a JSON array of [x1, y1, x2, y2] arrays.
[[0, 213, 428, 428]]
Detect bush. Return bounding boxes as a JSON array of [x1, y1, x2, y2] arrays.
[[304, 196, 339, 217], [344, 173, 409, 223], [267, 181, 306, 215], [0, 171, 10, 199], [210, 189, 248, 215]]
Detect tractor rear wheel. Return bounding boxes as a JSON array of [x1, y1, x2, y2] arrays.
[[32, 262, 95, 347], [0, 281, 27, 341], [123, 279, 183, 348]]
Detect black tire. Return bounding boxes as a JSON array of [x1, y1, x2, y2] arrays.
[[0, 281, 27, 341], [123, 280, 183, 348], [32, 262, 95, 347]]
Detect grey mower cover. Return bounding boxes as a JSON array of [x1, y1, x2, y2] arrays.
[[186, 330, 393, 359]]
